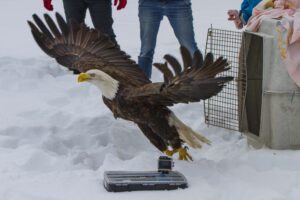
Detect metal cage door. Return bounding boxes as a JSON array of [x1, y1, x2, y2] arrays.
[[204, 28, 244, 131]]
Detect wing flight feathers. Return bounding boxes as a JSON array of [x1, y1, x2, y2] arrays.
[[128, 46, 233, 106], [28, 13, 149, 85], [163, 54, 182, 76], [180, 46, 192, 69]]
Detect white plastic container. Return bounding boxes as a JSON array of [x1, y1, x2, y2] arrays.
[[241, 19, 300, 149]]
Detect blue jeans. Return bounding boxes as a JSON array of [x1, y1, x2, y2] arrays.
[[138, 0, 198, 78], [63, 0, 116, 43]]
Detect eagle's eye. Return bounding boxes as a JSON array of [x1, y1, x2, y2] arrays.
[[89, 73, 96, 78]]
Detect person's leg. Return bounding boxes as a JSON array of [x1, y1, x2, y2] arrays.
[[87, 0, 117, 44], [138, 0, 163, 78], [62, 0, 87, 24], [165, 0, 198, 55]]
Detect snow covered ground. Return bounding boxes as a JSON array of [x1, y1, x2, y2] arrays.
[[1, 1, 300, 200]]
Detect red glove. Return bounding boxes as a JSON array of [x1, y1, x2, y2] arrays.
[[227, 9, 243, 29], [114, 0, 127, 10], [43, 0, 53, 11]]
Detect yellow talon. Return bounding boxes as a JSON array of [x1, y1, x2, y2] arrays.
[[164, 149, 174, 157], [177, 147, 193, 161]]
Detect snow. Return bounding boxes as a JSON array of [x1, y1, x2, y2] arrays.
[[1, 0, 300, 200]]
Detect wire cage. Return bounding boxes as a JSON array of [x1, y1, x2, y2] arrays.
[[204, 27, 244, 131]]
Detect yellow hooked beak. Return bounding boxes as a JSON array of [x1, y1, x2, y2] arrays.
[[77, 73, 91, 83]]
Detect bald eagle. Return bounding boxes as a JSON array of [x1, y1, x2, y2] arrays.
[[28, 13, 233, 161]]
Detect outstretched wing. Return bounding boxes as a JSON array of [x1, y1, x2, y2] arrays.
[[123, 47, 233, 106], [27, 13, 150, 86]]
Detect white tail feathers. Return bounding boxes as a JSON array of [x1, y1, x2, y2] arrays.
[[168, 112, 211, 148]]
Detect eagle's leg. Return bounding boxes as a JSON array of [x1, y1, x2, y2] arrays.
[[164, 149, 174, 157], [164, 147, 193, 161], [177, 147, 193, 161]]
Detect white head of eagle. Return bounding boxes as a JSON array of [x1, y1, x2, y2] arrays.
[[77, 69, 119, 100]]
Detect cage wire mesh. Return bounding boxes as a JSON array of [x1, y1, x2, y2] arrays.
[[204, 27, 243, 131]]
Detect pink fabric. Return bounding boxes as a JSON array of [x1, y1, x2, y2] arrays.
[[246, 0, 300, 87], [286, 41, 300, 87]]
